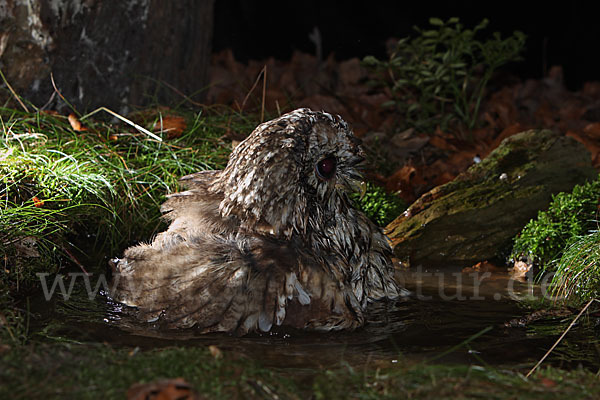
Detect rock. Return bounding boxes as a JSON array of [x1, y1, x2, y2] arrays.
[[385, 129, 597, 267]]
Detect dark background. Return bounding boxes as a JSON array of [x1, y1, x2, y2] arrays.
[[213, 0, 598, 90]]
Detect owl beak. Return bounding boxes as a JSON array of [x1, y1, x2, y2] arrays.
[[358, 180, 367, 199], [336, 179, 367, 199]]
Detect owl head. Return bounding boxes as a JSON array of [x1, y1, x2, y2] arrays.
[[214, 108, 366, 239]]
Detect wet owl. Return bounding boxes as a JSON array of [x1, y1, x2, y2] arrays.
[[109, 108, 406, 335]]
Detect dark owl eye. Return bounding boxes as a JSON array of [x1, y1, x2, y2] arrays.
[[315, 156, 336, 180]]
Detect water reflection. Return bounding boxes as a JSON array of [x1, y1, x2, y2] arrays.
[[29, 267, 600, 371]]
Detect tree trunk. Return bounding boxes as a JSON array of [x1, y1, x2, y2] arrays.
[[0, 0, 214, 112]]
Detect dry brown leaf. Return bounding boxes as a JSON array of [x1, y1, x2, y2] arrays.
[[566, 130, 600, 167], [68, 113, 88, 131], [428, 135, 456, 151], [385, 165, 427, 203], [462, 261, 504, 274], [583, 122, 600, 139], [154, 115, 187, 139], [539, 377, 557, 388], [32, 196, 44, 208], [489, 123, 525, 153], [533, 101, 556, 128]]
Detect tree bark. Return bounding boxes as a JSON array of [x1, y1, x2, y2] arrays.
[[0, 0, 214, 112]]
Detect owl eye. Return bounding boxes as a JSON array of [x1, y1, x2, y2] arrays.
[[315, 156, 336, 180]]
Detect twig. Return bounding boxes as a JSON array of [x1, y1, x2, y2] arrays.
[[0, 68, 29, 112], [275, 100, 281, 116], [40, 91, 57, 111], [62, 246, 89, 275], [161, 80, 206, 107], [526, 298, 597, 378], [240, 65, 267, 114], [50, 72, 78, 115], [80, 106, 162, 142], [261, 65, 267, 122]]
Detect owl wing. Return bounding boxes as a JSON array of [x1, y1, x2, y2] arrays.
[[111, 232, 363, 335], [159, 170, 221, 218], [112, 168, 364, 334]]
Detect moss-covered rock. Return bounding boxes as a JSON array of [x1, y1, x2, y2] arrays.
[[386, 129, 597, 267]]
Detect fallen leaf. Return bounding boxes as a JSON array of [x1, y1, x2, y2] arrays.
[[489, 123, 525, 152], [428, 134, 456, 151], [154, 115, 187, 139], [566, 130, 600, 167], [539, 377, 557, 388], [32, 196, 44, 207], [462, 261, 505, 274], [385, 165, 424, 203], [583, 122, 600, 139], [533, 101, 556, 128], [68, 113, 88, 131]]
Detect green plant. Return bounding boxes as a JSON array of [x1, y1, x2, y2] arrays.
[[352, 183, 407, 226], [0, 106, 255, 290], [511, 176, 600, 268], [550, 231, 600, 302], [363, 18, 526, 136]]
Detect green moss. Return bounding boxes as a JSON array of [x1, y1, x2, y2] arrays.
[[351, 183, 407, 226], [511, 175, 600, 268]]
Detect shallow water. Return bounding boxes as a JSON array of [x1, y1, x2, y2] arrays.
[[28, 265, 600, 372]]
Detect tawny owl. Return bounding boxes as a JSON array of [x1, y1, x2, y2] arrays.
[[109, 108, 406, 335]]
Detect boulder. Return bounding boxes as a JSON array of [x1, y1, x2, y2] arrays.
[[386, 129, 597, 267]]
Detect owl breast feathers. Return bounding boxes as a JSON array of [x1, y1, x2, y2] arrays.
[[109, 108, 407, 335]]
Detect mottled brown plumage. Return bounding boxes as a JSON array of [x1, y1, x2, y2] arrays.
[[110, 108, 407, 335]]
